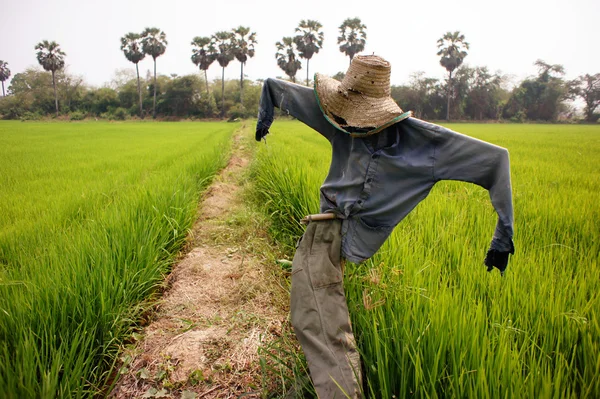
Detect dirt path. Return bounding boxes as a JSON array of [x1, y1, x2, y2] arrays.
[[111, 126, 289, 398]]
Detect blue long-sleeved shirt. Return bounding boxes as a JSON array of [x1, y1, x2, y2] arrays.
[[256, 78, 514, 270]]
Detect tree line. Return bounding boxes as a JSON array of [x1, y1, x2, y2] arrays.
[[0, 18, 598, 122]]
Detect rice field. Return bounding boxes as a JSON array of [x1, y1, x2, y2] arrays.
[[251, 121, 600, 398], [0, 121, 236, 398]]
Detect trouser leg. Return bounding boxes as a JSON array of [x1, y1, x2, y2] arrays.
[[290, 219, 362, 398]]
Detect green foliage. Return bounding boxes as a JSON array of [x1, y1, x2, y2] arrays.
[[191, 36, 216, 97], [0, 121, 236, 397], [84, 87, 120, 116], [120, 33, 145, 65], [437, 31, 469, 75], [110, 107, 128, 120], [1, 38, 592, 123], [35, 40, 66, 116], [276, 37, 302, 83], [117, 79, 141, 111], [464, 67, 506, 120], [232, 26, 257, 107], [213, 31, 235, 68], [0, 60, 10, 84], [141, 27, 168, 119], [227, 104, 245, 121], [332, 72, 345, 82], [390, 67, 508, 121], [141, 28, 167, 60], [157, 75, 203, 117], [572, 73, 600, 122], [7, 67, 56, 114], [232, 26, 256, 65], [0, 94, 29, 119], [294, 20, 324, 61], [437, 31, 469, 120], [391, 72, 445, 120], [252, 121, 600, 397], [240, 80, 261, 116], [19, 111, 44, 121], [35, 40, 66, 73], [191, 36, 216, 72], [0, 60, 10, 97], [503, 60, 569, 121], [250, 121, 328, 249], [0, 69, 261, 121], [337, 18, 367, 63], [59, 73, 86, 112], [120, 32, 146, 117], [198, 93, 217, 118], [213, 31, 236, 117], [69, 111, 86, 120], [145, 76, 169, 106], [294, 20, 324, 86], [208, 78, 259, 119]]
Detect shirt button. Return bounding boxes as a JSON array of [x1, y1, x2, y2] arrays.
[[357, 200, 363, 204], [366, 178, 373, 183]]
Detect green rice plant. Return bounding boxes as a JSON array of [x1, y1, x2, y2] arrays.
[[252, 121, 600, 398], [0, 121, 236, 398], [250, 127, 329, 250]]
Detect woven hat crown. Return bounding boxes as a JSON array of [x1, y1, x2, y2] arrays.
[[314, 54, 410, 136], [340, 55, 391, 98]]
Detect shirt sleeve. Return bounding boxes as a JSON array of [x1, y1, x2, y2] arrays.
[[432, 126, 515, 271], [256, 78, 337, 142]]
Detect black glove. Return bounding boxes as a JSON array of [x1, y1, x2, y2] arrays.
[[256, 127, 269, 142], [484, 248, 512, 275]]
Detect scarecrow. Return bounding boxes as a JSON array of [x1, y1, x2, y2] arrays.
[[256, 55, 514, 398]]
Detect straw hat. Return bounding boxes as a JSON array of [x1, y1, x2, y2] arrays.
[[314, 55, 411, 136]]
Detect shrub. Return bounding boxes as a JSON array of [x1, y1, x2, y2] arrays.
[[69, 111, 86, 121], [128, 105, 140, 117], [510, 110, 526, 123], [111, 107, 128, 121], [198, 95, 217, 118], [0, 96, 28, 120], [227, 104, 245, 122], [20, 111, 44, 121]]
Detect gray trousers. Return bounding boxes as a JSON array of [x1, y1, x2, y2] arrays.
[[290, 219, 362, 398]]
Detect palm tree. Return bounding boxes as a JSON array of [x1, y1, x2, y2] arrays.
[[294, 19, 324, 86], [437, 31, 469, 120], [337, 17, 367, 65], [35, 40, 66, 117], [212, 31, 235, 118], [0, 61, 10, 97], [232, 26, 257, 108], [120, 33, 146, 117], [191, 36, 216, 95], [141, 27, 167, 119], [275, 37, 302, 83]]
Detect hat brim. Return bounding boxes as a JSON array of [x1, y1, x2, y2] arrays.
[[314, 73, 410, 136]]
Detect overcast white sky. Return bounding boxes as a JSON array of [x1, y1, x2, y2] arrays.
[[2, 0, 599, 89]]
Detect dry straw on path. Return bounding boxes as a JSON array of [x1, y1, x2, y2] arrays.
[[111, 126, 288, 398]]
